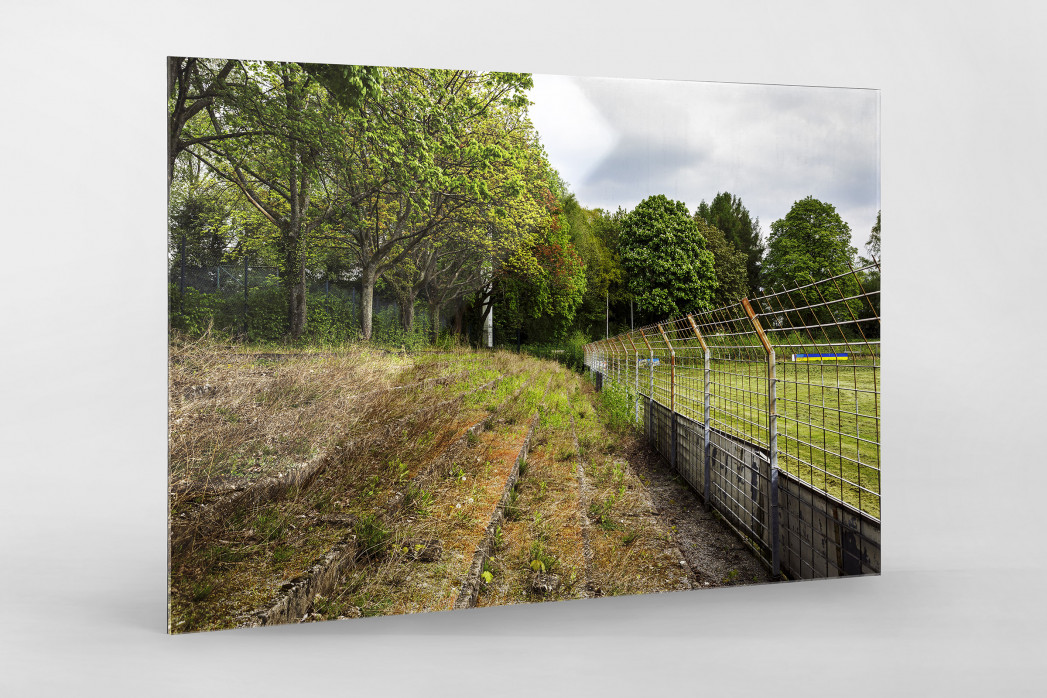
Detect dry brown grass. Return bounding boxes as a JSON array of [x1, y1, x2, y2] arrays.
[[168, 342, 549, 632], [311, 364, 555, 620], [169, 343, 701, 633]]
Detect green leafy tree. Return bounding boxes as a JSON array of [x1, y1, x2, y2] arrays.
[[184, 61, 355, 340], [619, 195, 717, 321], [695, 216, 747, 308], [566, 201, 626, 337], [167, 58, 238, 196], [494, 184, 587, 344], [856, 210, 881, 339], [764, 196, 857, 289], [764, 196, 860, 336], [696, 192, 764, 294], [321, 68, 536, 341]]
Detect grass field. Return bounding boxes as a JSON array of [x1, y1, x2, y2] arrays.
[[602, 355, 881, 519]]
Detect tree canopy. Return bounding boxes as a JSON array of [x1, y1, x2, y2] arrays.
[[619, 195, 717, 321], [696, 192, 764, 294], [763, 196, 857, 291]]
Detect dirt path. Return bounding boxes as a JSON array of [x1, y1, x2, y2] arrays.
[[625, 439, 776, 588]]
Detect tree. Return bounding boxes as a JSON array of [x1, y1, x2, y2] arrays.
[[764, 196, 857, 289], [320, 68, 536, 341], [185, 61, 352, 339], [695, 216, 747, 308], [696, 192, 764, 294], [856, 210, 881, 339], [861, 209, 881, 265], [763, 196, 859, 337], [565, 200, 626, 338], [619, 195, 717, 321], [167, 58, 238, 196]]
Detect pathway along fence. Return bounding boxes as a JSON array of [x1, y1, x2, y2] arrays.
[[584, 264, 880, 580]]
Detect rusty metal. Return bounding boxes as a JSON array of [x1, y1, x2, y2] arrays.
[[626, 333, 640, 421], [741, 297, 779, 577], [688, 314, 713, 509], [657, 323, 675, 414]]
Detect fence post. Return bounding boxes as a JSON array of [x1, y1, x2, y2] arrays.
[[627, 333, 640, 424], [742, 298, 780, 579], [687, 314, 712, 510], [611, 336, 619, 391], [639, 328, 654, 442], [657, 323, 677, 470]]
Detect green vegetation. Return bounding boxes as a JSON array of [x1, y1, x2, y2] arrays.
[[171, 59, 875, 361]]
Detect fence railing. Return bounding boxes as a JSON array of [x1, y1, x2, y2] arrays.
[[584, 263, 880, 580]]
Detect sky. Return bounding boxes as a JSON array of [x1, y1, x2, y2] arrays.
[[526, 74, 880, 254]]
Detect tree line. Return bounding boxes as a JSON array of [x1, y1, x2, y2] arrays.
[[168, 58, 879, 347]]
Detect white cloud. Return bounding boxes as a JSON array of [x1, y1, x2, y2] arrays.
[[527, 75, 880, 250]]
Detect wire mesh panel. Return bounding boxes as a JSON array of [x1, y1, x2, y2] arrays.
[[751, 264, 881, 520]]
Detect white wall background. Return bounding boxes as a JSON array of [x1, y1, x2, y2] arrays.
[[1, 1, 1044, 694]]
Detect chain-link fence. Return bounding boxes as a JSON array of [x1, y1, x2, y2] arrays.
[[585, 263, 881, 580], [167, 260, 415, 343]]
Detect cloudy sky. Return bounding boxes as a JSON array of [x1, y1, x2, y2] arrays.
[[527, 74, 880, 253]]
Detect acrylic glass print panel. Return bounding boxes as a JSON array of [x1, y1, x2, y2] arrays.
[[167, 58, 881, 633]]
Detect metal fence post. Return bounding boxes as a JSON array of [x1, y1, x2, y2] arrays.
[[639, 328, 653, 442], [742, 298, 780, 578], [657, 323, 677, 469], [687, 314, 712, 509], [627, 334, 640, 424], [616, 336, 627, 388]]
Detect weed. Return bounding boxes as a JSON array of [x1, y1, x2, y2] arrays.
[[252, 506, 287, 542], [403, 483, 432, 516], [189, 577, 217, 602], [213, 406, 239, 423], [354, 513, 390, 561], [622, 530, 640, 546], [389, 458, 409, 483], [362, 474, 383, 499], [204, 544, 250, 566], [315, 489, 335, 514], [528, 541, 557, 574], [518, 458, 528, 478], [504, 488, 522, 521], [492, 526, 504, 550], [311, 594, 347, 619], [272, 546, 295, 564]]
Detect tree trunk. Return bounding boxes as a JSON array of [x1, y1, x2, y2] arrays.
[[284, 236, 308, 340], [360, 267, 376, 341], [453, 301, 465, 337], [401, 295, 415, 334], [430, 301, 441, 344]]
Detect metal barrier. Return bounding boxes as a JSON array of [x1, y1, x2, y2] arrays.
[[585, 264, 880, 579]]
